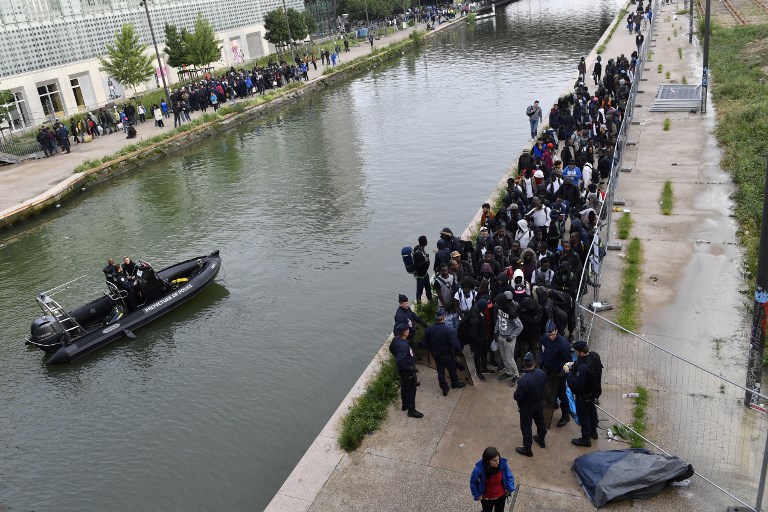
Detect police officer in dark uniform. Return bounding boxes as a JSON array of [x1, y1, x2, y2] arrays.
[[421, 308, 466, 396], [389, 323, 423, 418], [394, 294, 427, 346], [539, 319, 572, 427], [566, 340, 602, 446], [514, 352, 547, 457]]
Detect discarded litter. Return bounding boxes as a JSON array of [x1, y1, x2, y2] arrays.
[[459, 443, 465, 448], [670, 479, 691, 487], [695, 239, 711, 244], [622, 393, 640, 398]]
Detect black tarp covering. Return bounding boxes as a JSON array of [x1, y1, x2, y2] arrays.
[[572, 448, 694, 508]]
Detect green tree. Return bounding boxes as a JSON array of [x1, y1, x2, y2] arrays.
[[264, 7, 309, 45], [98, 23, 154, 95], [185, 13, 220, 68], [163, 24, 189, 68], [0, 89, 14, 132]]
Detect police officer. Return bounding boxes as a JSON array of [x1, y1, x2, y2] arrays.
[[422, 308, 466, 396], [389, 323, 423, 418], [539, 319, 572, 427], [394, 294, 427, 346], [565, 340, 602, 446], [514, 352, 547, 457]]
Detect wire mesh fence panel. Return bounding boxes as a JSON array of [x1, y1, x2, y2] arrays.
[[584, 310, 768, 511]]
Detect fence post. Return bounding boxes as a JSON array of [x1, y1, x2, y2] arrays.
[[745, 158, 768, 409], [757, 431, 768, 512]]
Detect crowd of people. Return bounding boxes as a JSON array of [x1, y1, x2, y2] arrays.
[[388, 36, 642, 506]]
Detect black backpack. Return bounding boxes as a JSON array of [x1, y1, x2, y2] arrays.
[[585, 352, 603, 397], [456, 314, 472, 346]]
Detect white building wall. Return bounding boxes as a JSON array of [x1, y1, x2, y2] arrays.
[[0, 0, 304, 130]]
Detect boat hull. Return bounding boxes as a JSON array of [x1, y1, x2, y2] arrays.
[[44, 251, 221, 365]]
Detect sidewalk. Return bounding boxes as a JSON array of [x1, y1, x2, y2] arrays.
[[265, 5, 742, 512], [0, 20, 447, 222]]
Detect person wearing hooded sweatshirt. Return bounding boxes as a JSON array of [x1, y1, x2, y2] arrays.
[[440, 227, 463, 253], [469, 299, 491, 381], [433, 239, 452, 272], [470, 447, 515, 511], [519, 249, 537, 285], [494, 291, 523, 385], [515, 219, 533, 249]]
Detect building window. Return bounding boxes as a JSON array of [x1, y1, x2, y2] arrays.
[[70, 77, 86, 111], [1, 92, 31, 132], [37, 82, 64, 118]]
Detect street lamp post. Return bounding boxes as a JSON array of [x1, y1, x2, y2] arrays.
[[140, 0, 171, 108], [700, 0, 711, 114]]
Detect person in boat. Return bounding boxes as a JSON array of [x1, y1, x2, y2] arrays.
[[103, 258, 118, 283], [114, 264, 138, 312], [123, 257, 138, 280]]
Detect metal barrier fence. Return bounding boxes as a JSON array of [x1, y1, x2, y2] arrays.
[[572, 3, 768, 510], [0, 138, 42, 160]]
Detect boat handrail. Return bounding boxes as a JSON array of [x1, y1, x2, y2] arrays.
[[39, 275, 88, 298]]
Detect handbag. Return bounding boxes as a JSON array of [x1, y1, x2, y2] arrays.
[[116, 122, 124, 130]]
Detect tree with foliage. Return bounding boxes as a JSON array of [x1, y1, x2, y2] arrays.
[[98, 23, 154, 95], [345, 0, 399, 23], [185, 13, 220, 68], [0, 89, 14, 134], [303, 10, 319, 37], [163, 24, 189, 68], [264, 7, 310, 45]]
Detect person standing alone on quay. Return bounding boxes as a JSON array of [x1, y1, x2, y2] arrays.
[[636, 32, 645, 55], [526, 100, 542, 141], [470, 447, 515, 512], [389, 323, 423, 418], [566, 340, 603, 447]]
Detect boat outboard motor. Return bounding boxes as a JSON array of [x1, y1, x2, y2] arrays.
[[27, 316, 66, 348]]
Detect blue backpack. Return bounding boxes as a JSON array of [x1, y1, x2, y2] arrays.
[[402, 247, 416, 274]]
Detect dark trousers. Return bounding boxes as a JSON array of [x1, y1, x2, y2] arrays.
[[519, 405, 547, 449], [433, 352, 460, 391], [472, 338, 489, 374], [575, 397, 598, 438], [544, 369, 569, 417], [399, 370, 417, 410], [481, 495, 506, 512], [415, 273, 433, 302]]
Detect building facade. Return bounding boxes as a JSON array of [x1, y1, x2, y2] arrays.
[[0, 0, 302, 132]]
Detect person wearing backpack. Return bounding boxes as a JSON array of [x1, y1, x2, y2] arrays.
[[565, 341, 602, 446], [526, 100, 542, 141], [413, 236, 433, 303], [494, 291, 523, 386]]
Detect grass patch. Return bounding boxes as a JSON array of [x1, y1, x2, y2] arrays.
[[663, 118, 671, 131], [676, 8, 690, 14], [660, 180, 674, 215], [681, 76, 688, 84], [613, 386, 650, 448], [467, 12, 477, 23], [673, 27, 678, 37], [648, 50, 654, 60], [616, 238, 643, 331], [665, 71, 671, 79], [657, 64, 663, 73], [678, 47, 683, 59], [597, 3, 629, 54], [617, 212, 633, 239], [338, 356, 401, 452]]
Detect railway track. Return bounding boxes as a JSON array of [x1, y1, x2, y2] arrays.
[[720, 0, 749, 24], [749, 0, 768, 16]]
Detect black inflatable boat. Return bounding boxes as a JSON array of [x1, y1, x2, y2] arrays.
[[25, 250, 221, 365]]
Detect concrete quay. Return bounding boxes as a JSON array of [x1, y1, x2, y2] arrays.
[[265, 3, 751, 511], [0, 19, 457, 229]]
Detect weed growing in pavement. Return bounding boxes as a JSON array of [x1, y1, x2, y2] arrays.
[[682, 76, 688, 84], [657, 64, 663, 73], [661, 180, 674, 215], [665, 71, 671, 79], [616, 238, 642, 331], [617, 212, 633, 239], [663, 118, 671, 131], [678, 47, 683, 59]]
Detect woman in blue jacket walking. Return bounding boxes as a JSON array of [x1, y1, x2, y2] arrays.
[[470, 447, 516, 512]]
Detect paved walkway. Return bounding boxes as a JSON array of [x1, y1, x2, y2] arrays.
[[0, 20, 446, 220], [265, 4, 746, 512]]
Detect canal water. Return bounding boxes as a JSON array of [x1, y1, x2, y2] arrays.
[[0, 1, 622, 509]]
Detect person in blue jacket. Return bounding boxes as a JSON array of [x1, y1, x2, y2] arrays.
[[470, 447, 515, 512]]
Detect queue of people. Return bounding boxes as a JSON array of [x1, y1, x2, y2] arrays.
[[388, 50, 626, 505]]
